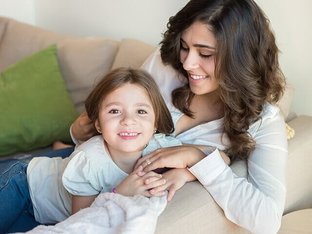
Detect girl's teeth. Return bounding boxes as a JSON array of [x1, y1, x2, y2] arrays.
[[119, 132, 138, 136]]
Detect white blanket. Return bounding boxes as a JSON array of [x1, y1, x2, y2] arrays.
[[23, 193, 167, 234]]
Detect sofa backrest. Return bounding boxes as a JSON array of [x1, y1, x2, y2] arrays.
[[0, 16, 119, 113]]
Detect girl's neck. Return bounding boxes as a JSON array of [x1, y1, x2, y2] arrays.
[[104, 143, 142, 174]]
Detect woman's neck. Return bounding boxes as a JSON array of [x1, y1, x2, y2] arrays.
[[174, 91, 224, 135]]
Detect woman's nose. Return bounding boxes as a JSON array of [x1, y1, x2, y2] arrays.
[[182, 51, 199, 71]]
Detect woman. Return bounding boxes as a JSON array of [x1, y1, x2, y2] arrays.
[[72, 0, 287, 233]]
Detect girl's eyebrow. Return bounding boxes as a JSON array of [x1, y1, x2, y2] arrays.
[[104, 102, 152, 109], [181, 38, 216, 50], [136, 103, 153, 109]]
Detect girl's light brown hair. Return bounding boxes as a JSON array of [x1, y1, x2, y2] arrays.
[[85, 67, 174, 135]]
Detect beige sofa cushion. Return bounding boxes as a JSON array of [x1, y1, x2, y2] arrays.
[[156, 181, 249, 234], [0, 17, 119, 113], [57, 38, 119, 112], [278, 209, 312, 234], [284, 115, 312, 214], [0, 17, 64, 69], [111, 38, 156, 69], [278, 84, 295, 122], [0, 16, 9, 43]]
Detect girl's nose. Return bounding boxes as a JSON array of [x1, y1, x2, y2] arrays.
[[120, 113, 136, 126]]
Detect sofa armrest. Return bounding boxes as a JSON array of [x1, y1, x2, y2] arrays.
[[156, 181, 249, 234], [284, 115, 312, 214]]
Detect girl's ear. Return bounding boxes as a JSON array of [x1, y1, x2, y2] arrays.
[[95, 120, 102, 133]]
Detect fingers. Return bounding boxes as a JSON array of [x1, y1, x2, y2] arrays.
[[134, 165, 145, 176], [167, 186, 176, 201], [149, 183, 168, 196], [144, 176, 166, 190], [134, 156, 149, 170]]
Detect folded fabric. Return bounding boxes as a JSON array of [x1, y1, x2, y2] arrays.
[[21, 193, 167, 234]]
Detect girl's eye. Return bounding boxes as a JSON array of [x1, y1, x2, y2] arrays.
[[108, 109, 120, 114], [138, 109, 148, 114]]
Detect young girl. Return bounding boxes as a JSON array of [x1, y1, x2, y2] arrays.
[[0, 67, 185, 233], [61, 67, 187, 214]]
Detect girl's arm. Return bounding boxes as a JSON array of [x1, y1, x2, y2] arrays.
[[71, 194, 97, 214]]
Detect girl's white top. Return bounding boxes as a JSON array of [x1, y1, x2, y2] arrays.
[[27, 133, 181, 224], [141, 49, 288, 234]]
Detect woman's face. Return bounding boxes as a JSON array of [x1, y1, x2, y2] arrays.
[[180, 21, 219, 95], [95, 83, 156, 157]]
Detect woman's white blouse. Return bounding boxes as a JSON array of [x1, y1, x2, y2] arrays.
[[141, 49, 288, 234]]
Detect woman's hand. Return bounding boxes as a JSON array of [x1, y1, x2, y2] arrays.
[[114, 166, 166, 197], [135, 145, 206, 173], [148, 168, 195, 201], [71, 112, 97, 142]]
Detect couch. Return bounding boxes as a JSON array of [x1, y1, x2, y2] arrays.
[[1, 16, 311, 234]]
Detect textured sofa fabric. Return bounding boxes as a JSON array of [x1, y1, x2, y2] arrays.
[[1, 16, 311, 233], [0, 16, 119, 113], [278, 209, 312, 234]]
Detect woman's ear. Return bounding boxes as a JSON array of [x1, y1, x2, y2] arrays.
[[95, 120, 102, 133]]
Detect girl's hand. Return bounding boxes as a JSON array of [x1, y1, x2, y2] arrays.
[[114, 166, 166, 197], [148, 168, 195, 201], [71, 112, 97, 142], [135, 145, 206, 173]]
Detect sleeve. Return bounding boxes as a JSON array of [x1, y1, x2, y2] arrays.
[[188, 111, 288, 234], [62, 151, 101, 196]]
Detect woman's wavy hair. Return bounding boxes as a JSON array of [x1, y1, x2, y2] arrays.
[[85, 67, 174, 135], [160, 0, 285, 160]]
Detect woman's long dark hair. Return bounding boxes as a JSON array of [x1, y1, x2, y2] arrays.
[[160, 0, 285, 160]]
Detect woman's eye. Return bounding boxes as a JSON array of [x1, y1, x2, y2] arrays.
[[200, 53, 213, 59], [181, 45, 188, 51], [138, 109, 147, 114], [108, 109, 120, 114], [180, 42, 189, 51]]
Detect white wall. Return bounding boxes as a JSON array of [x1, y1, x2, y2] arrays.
[[1, 0, 311, 115], [0, 0, 35, 24], [256, 0, 312, 115], [33, 0, 189, 46]]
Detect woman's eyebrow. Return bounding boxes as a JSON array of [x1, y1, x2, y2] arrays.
[[181, 38, 215, 50]]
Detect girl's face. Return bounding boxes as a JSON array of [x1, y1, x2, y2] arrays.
[[180, 21, 219, 95], [95, 83, 156, 157]]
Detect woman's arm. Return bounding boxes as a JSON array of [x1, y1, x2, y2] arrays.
[[70, 112, 97, 143], [135, 144, 230, 201], [189, 111, 288, 234]]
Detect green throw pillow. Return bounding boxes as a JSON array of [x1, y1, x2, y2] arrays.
[[0, 45, 78, 156]]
